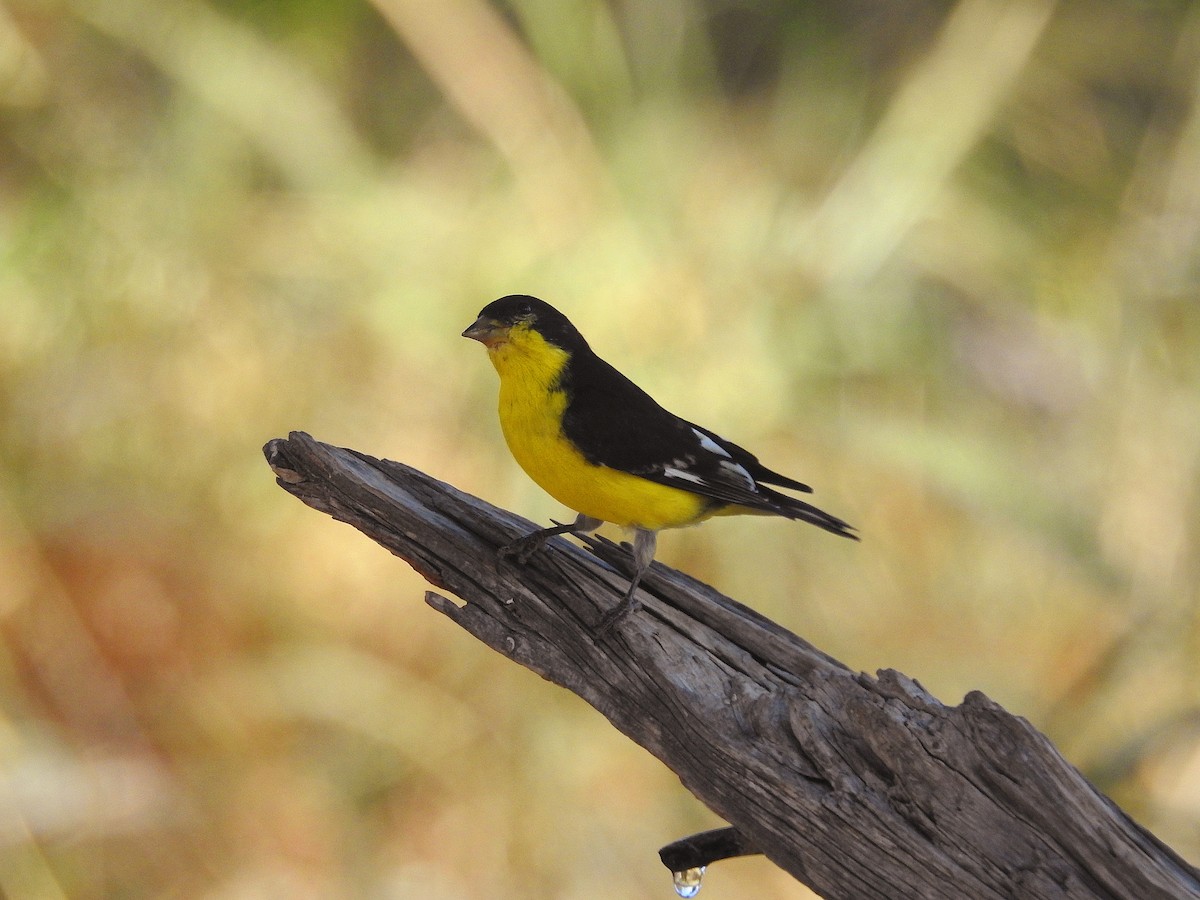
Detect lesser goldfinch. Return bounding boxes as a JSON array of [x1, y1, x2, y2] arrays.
[[463, 294, 856, 630]]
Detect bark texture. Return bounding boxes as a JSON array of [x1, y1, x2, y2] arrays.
[[264, 432, 1200, 899]]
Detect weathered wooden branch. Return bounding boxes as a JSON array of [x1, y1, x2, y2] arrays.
[[263, 431, 1200, 900]]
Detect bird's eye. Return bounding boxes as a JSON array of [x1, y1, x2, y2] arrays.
[[516, 302, 533, 319]]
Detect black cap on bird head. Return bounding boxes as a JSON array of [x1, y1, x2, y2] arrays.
[[462, 295, 587, 350]]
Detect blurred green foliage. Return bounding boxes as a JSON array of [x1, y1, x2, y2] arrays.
[[1, 0, 1198, 896]]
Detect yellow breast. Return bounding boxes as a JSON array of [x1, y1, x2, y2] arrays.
[[488, 327, 712, 530]]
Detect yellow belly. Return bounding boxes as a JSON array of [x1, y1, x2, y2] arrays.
[[487, 325, 716, 530], [498, 382, 712, 530]]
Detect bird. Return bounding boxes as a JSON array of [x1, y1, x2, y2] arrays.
[[462, 294, 856, 632]]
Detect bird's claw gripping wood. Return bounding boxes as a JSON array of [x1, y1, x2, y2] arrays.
[[497, 516, 653, 633], [593, 592, 640, 635], [496, 531, 550, 565], [497, 514, 602, 565]]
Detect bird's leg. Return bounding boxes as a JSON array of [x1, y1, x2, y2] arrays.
[[498, 513, 602, 564], [594, 528, 657, 634]]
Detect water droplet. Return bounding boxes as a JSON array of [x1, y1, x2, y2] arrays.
[[672, 866, 705, 898]]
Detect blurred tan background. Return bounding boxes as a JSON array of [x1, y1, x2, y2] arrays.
[[2, 0, 1199, 897]]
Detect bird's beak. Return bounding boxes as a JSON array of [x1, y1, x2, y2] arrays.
[[462, 316, 508, 347]]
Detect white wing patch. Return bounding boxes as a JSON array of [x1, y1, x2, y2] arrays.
[[693, 428, 732, 458], [662, 449, 757, 494], [719, 458, 756, 490], [663, 466, 705, 485]]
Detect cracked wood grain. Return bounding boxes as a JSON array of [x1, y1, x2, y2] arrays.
[[264, 431, 1200, 900]]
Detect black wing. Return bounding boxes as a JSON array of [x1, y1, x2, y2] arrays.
[[558, 349, 856, 538]]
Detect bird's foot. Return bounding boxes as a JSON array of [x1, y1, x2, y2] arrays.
[[592, 594, 641, 636], [497, 531, 549, 565]]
